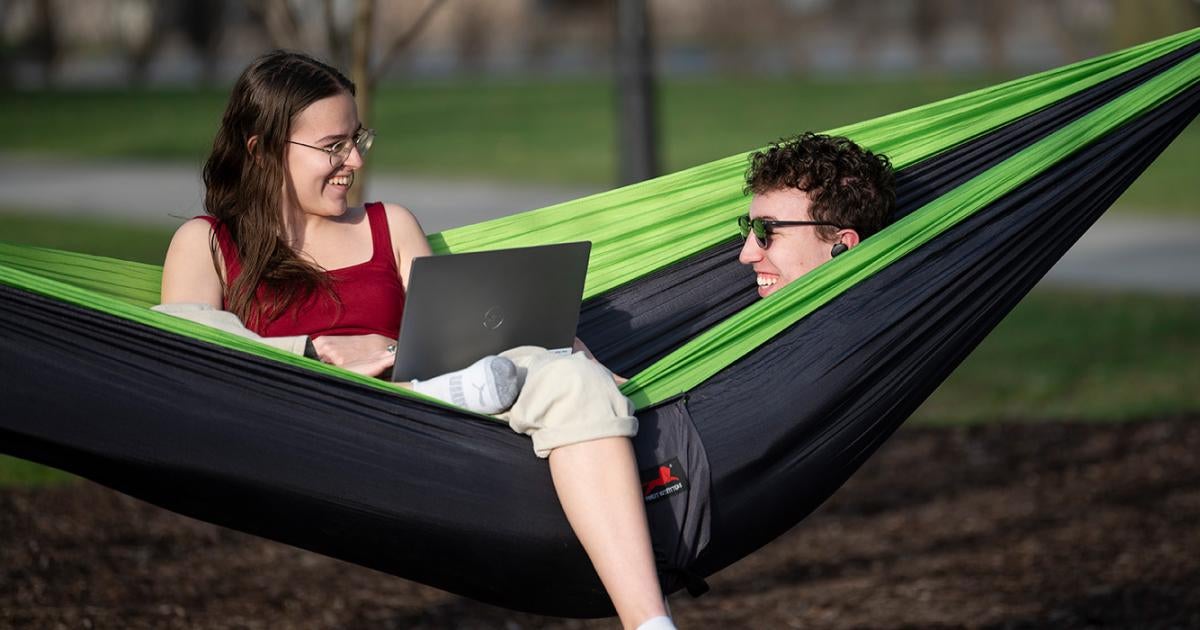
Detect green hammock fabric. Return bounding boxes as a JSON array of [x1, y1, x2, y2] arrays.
[[2, 27, 1197, 410]]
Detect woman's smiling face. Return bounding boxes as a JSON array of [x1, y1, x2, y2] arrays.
[[281, 92, 363, 219]]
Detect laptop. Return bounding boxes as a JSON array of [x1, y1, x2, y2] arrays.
[[390, 241, 592, 382]]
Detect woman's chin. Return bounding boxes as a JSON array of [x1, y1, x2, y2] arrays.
[[315, 194, 350, 216]]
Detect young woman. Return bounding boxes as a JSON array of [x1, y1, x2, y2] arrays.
[[159, 51, 675, 630]]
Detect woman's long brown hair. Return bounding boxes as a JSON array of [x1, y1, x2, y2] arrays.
[[203, 50, 354, 329]]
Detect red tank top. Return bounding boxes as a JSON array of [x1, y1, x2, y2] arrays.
[[198, 202, 405, 340]]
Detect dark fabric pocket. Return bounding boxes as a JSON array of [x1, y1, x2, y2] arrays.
[[633, 396, 713, 597]]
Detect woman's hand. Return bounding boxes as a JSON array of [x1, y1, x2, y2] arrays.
[[338, 349, 398, 378], [312, 334, 396, 376]]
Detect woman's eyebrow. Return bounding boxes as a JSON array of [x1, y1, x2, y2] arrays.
[[314, 124, 362, 144], [314, 124, 360, 142]]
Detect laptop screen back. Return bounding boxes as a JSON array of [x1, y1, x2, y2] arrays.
[[391, 241, 591, 382]]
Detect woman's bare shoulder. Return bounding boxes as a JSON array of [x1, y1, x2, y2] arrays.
[[162, 218, 223, 305], [380, 202, 424, 235], [380, 202, 430, 250], [167, 218, 217, 255], [378, 202, 432, 284]]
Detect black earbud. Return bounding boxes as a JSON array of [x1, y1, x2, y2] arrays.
[[830, 243, 849, 258]]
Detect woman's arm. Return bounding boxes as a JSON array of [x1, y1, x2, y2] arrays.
[[161, 218, 224, 308], [159, 219, 320, 358], [382, 202, 434, 288]]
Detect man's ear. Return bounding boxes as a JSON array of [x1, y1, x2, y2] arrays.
[[838, 229, 861, 249]]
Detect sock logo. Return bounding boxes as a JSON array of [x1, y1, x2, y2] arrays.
[[640, 457, 688, 503], [448, 374, 466, 406]]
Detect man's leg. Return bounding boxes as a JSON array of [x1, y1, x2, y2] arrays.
[[550, 437, 670, 629], [499, 347, 672, 629]]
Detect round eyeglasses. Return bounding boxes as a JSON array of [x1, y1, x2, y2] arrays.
[[287, 127, 375, 168]]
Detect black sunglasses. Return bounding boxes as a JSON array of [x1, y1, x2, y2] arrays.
[[737, 214, 846, 250]]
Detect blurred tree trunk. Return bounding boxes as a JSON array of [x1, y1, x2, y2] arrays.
[[181, 0, 227, 86], [125, 0, 167, 87], [323, 0, 348, 69], [454, 1, 489, 75], [31, 0, 60, 87], [348, 0, 373, 207], [614, 0, 658, 185], [698, 0, 745, 75], [370, 0, 446, 84], [841, 0, 880, 71], [1046, 0, 1081, 64], [244, 0, 446, 206], [351, 0, 446, 205], [980, 0, 1009, 72], [912, 0, 945, 73], [249, 0, 306, 50], [0, 0, 14, 89]]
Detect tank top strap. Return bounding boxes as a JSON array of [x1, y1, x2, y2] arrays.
[[364, 202, 396, 269], [193, 215, 242, 280]]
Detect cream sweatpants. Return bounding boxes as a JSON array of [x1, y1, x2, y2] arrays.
[[496, 346, 638, 458]]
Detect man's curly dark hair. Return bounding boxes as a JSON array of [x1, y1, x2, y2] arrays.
[[744, 132, 895, 242]]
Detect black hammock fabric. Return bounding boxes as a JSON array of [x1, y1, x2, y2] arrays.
[[2, 39, 1199, 618]]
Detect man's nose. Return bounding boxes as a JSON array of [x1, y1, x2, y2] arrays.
[[738, 234, 762, 265]]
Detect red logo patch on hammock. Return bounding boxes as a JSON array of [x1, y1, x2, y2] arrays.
[[640, 458, 688, 503]]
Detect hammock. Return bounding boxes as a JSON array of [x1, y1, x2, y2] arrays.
[[2, 29, 1198, 618]]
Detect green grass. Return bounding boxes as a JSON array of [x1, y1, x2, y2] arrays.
[[0, 210, 174, 263], [0, 88, 227, 163], [2, 78, 1196, 213], [2, 212, 1198, 486], [912, 290, 1200, 425], [0, 456, 73, 486]]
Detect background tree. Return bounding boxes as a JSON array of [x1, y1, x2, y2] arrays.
[[119, 0, 166, 86], [30, 0, 60, 87], [247, 0, 446, 205], [0, 0, 13, 89], [180, 0, 227, 86], [615, 0, 658, 185], [979, 0, 1010, 71]]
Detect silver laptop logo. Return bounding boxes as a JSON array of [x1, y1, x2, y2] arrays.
[[483, 306, 505, 330]]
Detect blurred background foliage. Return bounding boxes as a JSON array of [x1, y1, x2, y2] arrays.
[[1, 0, 1197, 205]]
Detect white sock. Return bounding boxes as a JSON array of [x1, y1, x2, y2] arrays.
[[411, 356, 518, 414], [636, 616, 676, 630]]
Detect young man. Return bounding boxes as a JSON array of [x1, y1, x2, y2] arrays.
[[739, 132, 895, 296]]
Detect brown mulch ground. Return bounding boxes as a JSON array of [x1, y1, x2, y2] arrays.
[[3, 417, 1199, 630]]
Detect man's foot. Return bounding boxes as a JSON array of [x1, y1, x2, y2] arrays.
[[636, 617, 677, 630], [412, 356, 519, 414]]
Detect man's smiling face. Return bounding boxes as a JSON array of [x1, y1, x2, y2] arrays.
[[738, 188, 838, 298]]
